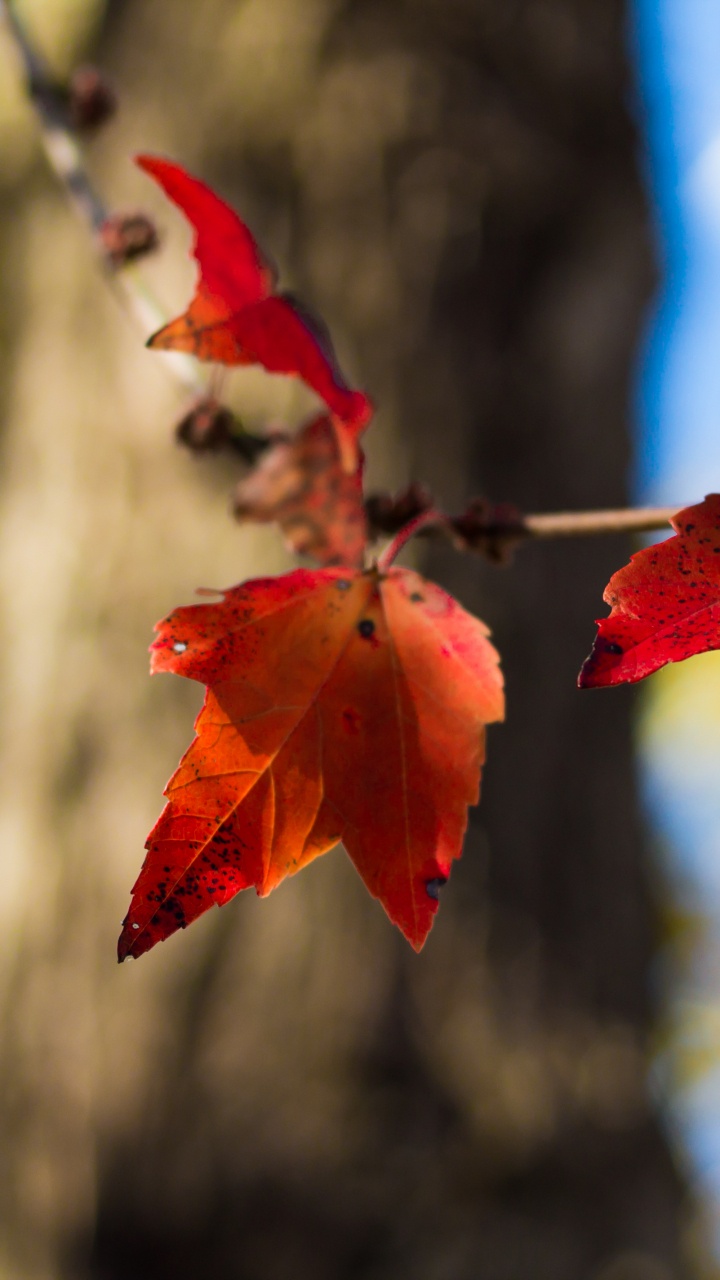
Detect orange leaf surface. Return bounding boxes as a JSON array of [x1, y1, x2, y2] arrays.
[[119, 566, 504, 960], [579, 495, 720, 688], [136, 155, 373, 461], [233, 413, 368, 567]]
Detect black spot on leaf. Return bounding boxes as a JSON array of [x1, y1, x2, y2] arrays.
[[425, 876, 448, 901]]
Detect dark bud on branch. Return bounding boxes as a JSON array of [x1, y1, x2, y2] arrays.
[[27, 65, 116, 134], [175, 398, 269, 463], [98, 213, 159, 268], [365, 483, 434, 535], [452, 498, 525, 564], [67, 66, 117, 132], [176, 399, 236, 452]]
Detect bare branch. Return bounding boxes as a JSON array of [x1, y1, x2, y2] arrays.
[[520, 507, 681, 538], [0, 0, 201, 393]]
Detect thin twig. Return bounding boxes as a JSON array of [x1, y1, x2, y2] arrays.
[[0, 0, 201, 393], [520, 506, 679, 539]]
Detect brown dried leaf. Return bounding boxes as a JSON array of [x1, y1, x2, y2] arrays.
[[233, 413, 367, 567]]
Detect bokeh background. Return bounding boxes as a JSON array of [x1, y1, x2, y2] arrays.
[[634, 0, 720, 1271], [0, 0, 703, 1277]]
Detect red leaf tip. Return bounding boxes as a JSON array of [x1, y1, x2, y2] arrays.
[[578, 494, 720, 689]]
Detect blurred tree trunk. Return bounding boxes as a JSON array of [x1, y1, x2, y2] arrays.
[[0, 1, 687, 1278]]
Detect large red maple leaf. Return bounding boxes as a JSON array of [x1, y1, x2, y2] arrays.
[[119, 565, 504, 960]]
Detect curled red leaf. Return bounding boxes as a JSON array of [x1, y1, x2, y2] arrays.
[[136, 155, 373, 465]]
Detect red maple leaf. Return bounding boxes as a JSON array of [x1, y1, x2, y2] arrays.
[[136, 155, 373, 466], [119, 564, 504, 960], [579, 494, 720, 688]]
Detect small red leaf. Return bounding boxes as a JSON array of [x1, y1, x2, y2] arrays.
[[579, 495, 720, 688], [119, 567, 504, 960]]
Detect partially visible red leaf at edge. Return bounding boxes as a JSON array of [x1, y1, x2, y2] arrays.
[[136, 155, 373, 463], [233, 413, 368, 567], [579, 494, 720, 688], [119, 566, 504, 960]]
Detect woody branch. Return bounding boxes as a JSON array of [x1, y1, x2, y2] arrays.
[[0, 0, 201, 393]]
